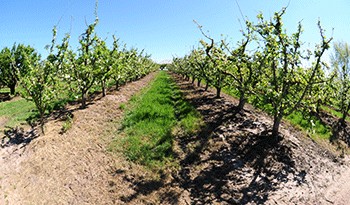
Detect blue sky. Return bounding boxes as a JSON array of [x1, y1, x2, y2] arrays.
[[0, 0, 349, 63]]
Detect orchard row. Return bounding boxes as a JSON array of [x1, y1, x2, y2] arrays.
[[0, 16, 157, 132], [170, 8, 349, 138]]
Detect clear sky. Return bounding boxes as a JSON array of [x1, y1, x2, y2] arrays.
[[0, 0, 349, 63]]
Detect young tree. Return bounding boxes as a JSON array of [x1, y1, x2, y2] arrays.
[[94, 37, 112, 97], [199, 39, 228, 98], [66, 17, 100, 108], [254, 8, 332, 136], [220, 22, 262, 111], [20, 27, 69, 134]]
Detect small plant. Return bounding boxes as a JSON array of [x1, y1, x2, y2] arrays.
[[60, 113, 73, 134], [119, 103, 126, 110]]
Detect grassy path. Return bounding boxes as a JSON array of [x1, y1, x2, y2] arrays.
[[113, 71, 202, 169]]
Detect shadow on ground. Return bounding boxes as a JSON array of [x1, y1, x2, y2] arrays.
[[117, 74, 306, 204], [1, 127, 38, 149]]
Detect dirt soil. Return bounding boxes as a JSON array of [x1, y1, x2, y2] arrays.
[[0, 73, 157, 205], [168, 75, 350, 205], [1, 72, 350, 204]]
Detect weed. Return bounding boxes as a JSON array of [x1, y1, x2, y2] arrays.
[[60, 114, 73, 134], [119, 103, 126, 110]]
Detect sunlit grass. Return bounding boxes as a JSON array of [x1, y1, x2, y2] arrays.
[[113, 71, 202, 170], [223, 86, 332, 140], [0, 98, 36, 128]]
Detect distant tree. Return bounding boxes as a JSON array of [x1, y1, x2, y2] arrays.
[[199, 39, 228, 98], [331, 41, 350, 126], [0, 44, 36, 95]]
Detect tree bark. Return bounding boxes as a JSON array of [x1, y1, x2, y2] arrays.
[[272, 115, 282, 137], [39, 111, 45, 135], [115, 79, 120, 91], [237, 92, 245, 111], [101, 80, 106, 97], [215, 86, 221, 98], [9, 85, 15, 95], [197, 79, 201, 87], [205, 83, 209, 91], [81, 91, 87, 108]]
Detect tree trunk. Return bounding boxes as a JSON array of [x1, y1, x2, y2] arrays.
[[205, 83, 209, 91], [272, 115, 282, 137], [340, 103, 350, 127], [315, 99, 321, 114], [9, 85, 15, 95], [101, 80, 106, 97], [191, 77, 195, 84], [81, 91, 87, 108], [215, 86, 221, 98], [39, 111, 45, 135], [237, 92, 245, 111], [115, 79, 120, 91], [197, 79, 201, 87]]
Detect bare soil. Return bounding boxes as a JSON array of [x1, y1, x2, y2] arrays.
[[1, 72, 350, 204], [168, 75, 350, 205], [0, 73, 156, 205]]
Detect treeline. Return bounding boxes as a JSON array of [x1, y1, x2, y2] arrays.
[[0, 16, 157, 133], [170, 8, 349, 139]]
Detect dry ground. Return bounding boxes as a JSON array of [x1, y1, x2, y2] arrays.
[[0, 73, 156, 205], [1, 72, 350, 204]]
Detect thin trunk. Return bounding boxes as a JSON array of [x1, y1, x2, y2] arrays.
[[9, 85, 15, 95], [237, 92, 245, 111], [341, 103, 350, 126], [39, 111, 45, 135], [115, 78, 120, 90], [197, 79, 201, 87], [191, 77, 195, 84], [205, 83, 209, 91], [81, 91, 87, 108], [101, 80, 106, 97], [272, 115, 282, 137], [216, 86, 221, 98], [315, 99, 321, 114]]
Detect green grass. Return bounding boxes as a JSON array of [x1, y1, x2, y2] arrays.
[[286, 111, 330, 140], [223, 86, 332, 140], [0, 98, 36, 128], [114, 71, 202, 169], [321, 105, 346, 120], [60, 114, 73, 134], [0, 87, 10, 93]]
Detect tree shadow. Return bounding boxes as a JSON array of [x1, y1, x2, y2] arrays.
[[115, 75, 304, 204], [119, 174, 166, 203], [172, 75, 302, 204], [317, 111, 350, 147], [0, 92, 11, 102], [1, 127, 38, 149]]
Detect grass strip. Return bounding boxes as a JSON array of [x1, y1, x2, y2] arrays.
[[0, 98, 36, 128], [116, 71, 202, 169], [223, 86, 331, 140]]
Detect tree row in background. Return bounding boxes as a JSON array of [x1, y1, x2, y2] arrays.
[[0, 16, 157, 133], [170, 8, 346, 138]]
